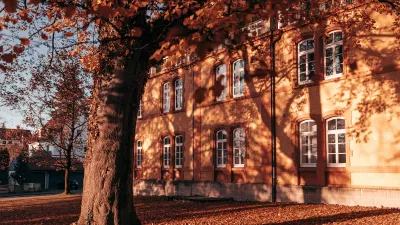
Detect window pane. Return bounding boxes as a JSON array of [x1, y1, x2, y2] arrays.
[[310, 121, 317, 132], [326, 57, 333, 76], [302, 155, 309, 163], [328, 144, 336, 153], [328, 134, 335, 143], [335, 45, 343, 55], [339, 154, 346, 163], [300, 123, 308, 132], [308, 53, 314, 62], [328, 154, 336, 163], [327, 33, 333, 44], [300, 73, 307, 81], [337, 119, 345, 129], [310, 155, 317, 163], [308, 62, 315, 73], [338, 144, 346, 153], [300, 41, 307, 51], [326, 48, 333, 57], [307, 40, 314, 50], [334, 32, 342, 42], [338, 133, 346, 143], [328, 119, 337, 130], [300, 55, 306, 64], [302, 136, 308, 144], [300, 64, 306, 73]]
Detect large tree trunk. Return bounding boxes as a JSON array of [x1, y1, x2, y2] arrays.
[[77, 50, 147, 224], [64, 168, 70, 194]]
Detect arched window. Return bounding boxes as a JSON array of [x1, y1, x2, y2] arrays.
[[233, 128, 245, 167], [299, 120, 317, 167], [163, 137, 171, 168], [232, 59, 245, 98], [325, 30, 343, 79], [326, 117, 346, 167], [216, 64, 227, 101], [175, 78, 183, 110], [137, 99, 142, 118], [216, 130, 227, 167], [163, 83, 170, 113], [136, 141, 142, 168], [298, 39, 315, 85], [175, 135, 183, 168]]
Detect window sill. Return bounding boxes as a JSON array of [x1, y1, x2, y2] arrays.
[[215, 167, 227, 171], [325, 167, 346, 171]]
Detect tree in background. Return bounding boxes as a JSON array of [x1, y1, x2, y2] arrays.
[[0, 148, 10, 184], [10, 153, 31, 186], [24, 52, 90, 194], [0, 0, 398, 224]]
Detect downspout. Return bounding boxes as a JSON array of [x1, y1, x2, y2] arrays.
[[270, 13, 281, 203], [191, 63, 195, 196]]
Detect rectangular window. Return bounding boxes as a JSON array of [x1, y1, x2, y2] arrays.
[[233, 59, 245, 98], [175, 135, 183, 168], [175, 79, 183, 110], [326, 117, 346, 167], [216, 130, 227, 167], [137, 141, 142, 168], [233, 128, 245, 167], [163, 83, 170, 113], [163, 137, 171, 168], [300, 120, 317, 167], [138, 99, 142, 118], [216, 64, 227, 101], [298, 39, 315, 85], [325, 31, 343, 79]]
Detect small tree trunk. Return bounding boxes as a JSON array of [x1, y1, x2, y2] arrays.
[[64, 168, 70, 194], [77, 51, 147, 225]]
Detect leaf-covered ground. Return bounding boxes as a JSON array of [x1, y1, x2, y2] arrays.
[[0, 194, 399, 224]]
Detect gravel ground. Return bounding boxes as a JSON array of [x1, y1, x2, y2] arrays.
[[0, 194, 399, 224]]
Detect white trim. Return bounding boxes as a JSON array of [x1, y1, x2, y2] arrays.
[[163, 82, 170, 113], [137, 99, 142, 118], [299, 120, 317, 167], [175, 135, 183, 168], [216, 130, 227, 168], [216, 64, 227, 101], [324, 30, 343, 80], [163, 137, 171, 168], [232, 59, 245, 98], [326, 117, 346, 167], [298, 39, 315, 85], [136, 140, 142, 168], [233, 127, 245, 168], [175, 78, 183, 110]]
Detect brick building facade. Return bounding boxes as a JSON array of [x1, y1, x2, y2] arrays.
[[133, 2, 400, 207]]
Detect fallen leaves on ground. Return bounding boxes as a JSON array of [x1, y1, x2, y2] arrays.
[[0, 195, 399, 224]]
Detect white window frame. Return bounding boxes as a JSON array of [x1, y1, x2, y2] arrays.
[[137, 99, 142, 118], [299, 120, 318, 167], [233, 128, 245, 168], [136, 141, 142, 168], [326, 117, 346, 167], [175, 135, 183, 168], [216, 130, 227, 168], [216, 64, 227, 101], [232, 59, 245, 98], [324, 30, 343, 79], [163, 82, 170, 113], [298, 39, 315, 85], [163, 137, 171, 168], [175, 78, 183, 110]]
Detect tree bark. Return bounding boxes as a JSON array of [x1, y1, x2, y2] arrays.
[[77, 51, 146, 225], [64, 167, 70, 194]]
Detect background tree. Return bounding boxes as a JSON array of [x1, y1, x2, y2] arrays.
[[10, 153, 31, 185], [0, 148, 10, 184], [0, 0, 398, 224], [24, 52, 90, 194]]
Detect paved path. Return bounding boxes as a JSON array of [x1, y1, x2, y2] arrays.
[[0, 189, 82, 198]]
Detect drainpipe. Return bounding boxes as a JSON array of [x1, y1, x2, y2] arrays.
[[191, 63, 195, 197], [270, 13, 281, 203]]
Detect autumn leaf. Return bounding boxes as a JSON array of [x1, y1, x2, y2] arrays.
[[64, 32, 75, 38], [13, 45, 25, 54], [95, 6, 114, 19], [41, 32, 49, 40], [3, 0, 18, 13], [65, 5, 76, 19], [20, 38, 30, 46], [1, 53, 16, 63], [132, 27, 142, 37], [28, 0, 41, 6]]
